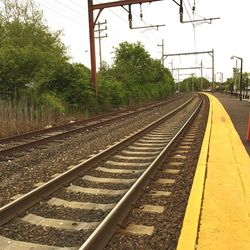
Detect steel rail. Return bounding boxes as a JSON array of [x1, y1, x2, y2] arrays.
[[0, 95, 184, 156], [0, 95, 194, 226], [0, 110, 121, 144], [79, 95, 203, 250], [0, 94, 183, 143]]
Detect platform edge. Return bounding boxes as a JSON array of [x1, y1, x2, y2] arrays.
[[176, 93, 212, 250]]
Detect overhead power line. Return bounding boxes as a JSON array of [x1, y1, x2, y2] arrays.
[[54, 0, 87, 18], [88, 0, 163, 96], [34, 0, 84, 26], [157, 39, 165, 66], [69, 0, 87, 11], [94, 0, 162, 48]]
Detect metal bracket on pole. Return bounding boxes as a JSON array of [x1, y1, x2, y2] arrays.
[[88, 0, 162, 96], [172, 0, 220, 24], [164, 50, 215, 92], [122, 4, 165, 30]]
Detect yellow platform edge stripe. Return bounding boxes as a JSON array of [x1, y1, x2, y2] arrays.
[[176, 93, 212, 250], [177, 93, 250, 250], [215, 96, 250, 215], [207, 94, 250, 216]]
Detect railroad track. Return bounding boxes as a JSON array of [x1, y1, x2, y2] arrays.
[[105, 94, 209, 249], [0, 94, 203, 250], [0, 94, 184, 161]]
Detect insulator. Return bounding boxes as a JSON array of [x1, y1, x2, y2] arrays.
[[140, 3, 143, 20]]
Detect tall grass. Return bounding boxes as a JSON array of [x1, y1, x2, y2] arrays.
[[0, 94, 66, 138]]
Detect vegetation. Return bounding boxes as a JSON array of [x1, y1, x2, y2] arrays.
[[179, 76, 210, 92], [0, 0, 175, 137], [98, 42, 175, 108], [223, 68, 249, 93]]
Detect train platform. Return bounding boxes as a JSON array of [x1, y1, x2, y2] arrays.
[[177, 93, 250, 250], [213, 92, 250, 155]]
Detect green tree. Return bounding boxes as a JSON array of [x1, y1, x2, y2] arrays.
[[0, 0, 68, 94], [113, 41, 152, 85], [110, 42, 175, 106], [180, 76, 209, 92]]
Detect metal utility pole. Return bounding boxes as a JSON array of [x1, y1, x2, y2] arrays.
[[216, 72, 223, 89], [246, 76, 249, 99], [170, 60, 174, 75], [231, 55, 243, 101], [239, 59, 243, 101], [191, 73, 195, 92], [211, 49, 215, 92], [95, 20, 108, 69], [164, 50, 215, 92], [233, 60, 238, 94], [177, 68, 180, 92], [157, 39, 165, 66], [172, 65, 212, 92], [200, 60, 203, 91], [88, 0, 97, 95], [88, 0, 162, 96]]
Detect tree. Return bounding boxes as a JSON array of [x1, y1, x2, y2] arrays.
[[0, 0, 68, 94], [113, 41, 152, 85], [180, 76, 209, 92], [0, 1, 177, 118], [109, 42, 175, 105]]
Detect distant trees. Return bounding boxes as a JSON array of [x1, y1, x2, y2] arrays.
[[224, 71, 249, 93], [179, 76, 210, 92]]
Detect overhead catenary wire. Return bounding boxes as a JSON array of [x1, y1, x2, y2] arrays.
[[127, 4, 166, 56], [34, 0, 84, 26], [94, 0, 161, 50], [183, 0, 193, 22], [42, 0, 87, 19], [54, 0, 88, 18], [69, 0, 88, 11], [183, 0, 198, 73]]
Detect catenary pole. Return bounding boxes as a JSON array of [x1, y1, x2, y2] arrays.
[[88, 0, 97, 96]]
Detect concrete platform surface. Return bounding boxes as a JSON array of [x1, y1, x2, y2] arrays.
[[177, 93, 250, 250], [213, 92, 250, 155]]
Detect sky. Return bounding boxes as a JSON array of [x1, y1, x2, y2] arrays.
[[32, 0, 250, 82]]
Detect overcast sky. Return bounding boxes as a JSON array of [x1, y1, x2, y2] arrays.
[[33, 0, 250, 82]]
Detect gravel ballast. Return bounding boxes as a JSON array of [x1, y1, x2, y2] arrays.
[[0, 95, 204, 248], [104, 95, 209, 250], [0, 94, 192, 207]]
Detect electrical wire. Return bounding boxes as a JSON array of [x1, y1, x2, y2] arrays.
[[183, 0, 199, 74], [69, 0, 87, 11], [187, 0, 193, 10], [94, 0, 160, 49], [34, 0, 85, 26], [54, 0, 87, 18], [129, 5, 165, 50], [183, 1, 193, 22]]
